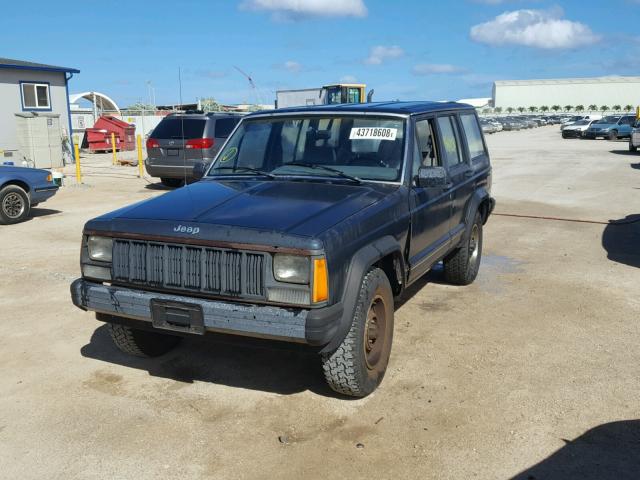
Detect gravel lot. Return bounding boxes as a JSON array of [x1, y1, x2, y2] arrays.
[[1, 126, 639, 479]]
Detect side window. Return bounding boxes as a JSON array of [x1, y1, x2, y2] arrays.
[[214, 118, 240, 138], [413, 119, 440, 174], [460, 113, 486, 161], [436, 116, 463, 167]]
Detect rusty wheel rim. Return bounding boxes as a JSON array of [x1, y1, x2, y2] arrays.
[[2, 192, 25, 219], [364, 294, 387, 370]]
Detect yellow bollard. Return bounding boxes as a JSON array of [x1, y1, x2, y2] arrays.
[[137, 134, 144, 178], [74, 143, 82, 184], [111, 132, 117, 166]]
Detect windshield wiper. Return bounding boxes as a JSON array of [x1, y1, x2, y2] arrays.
[[284, 162, 362, 184], [210, 166, 276, 179]]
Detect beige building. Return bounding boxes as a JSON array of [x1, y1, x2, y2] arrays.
[[492, 76, 640, 110]]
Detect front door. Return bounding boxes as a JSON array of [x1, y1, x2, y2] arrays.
[[408, 117, 453, 283]]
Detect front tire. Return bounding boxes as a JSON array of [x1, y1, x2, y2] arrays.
[[0, 185, 30, 225], [108, 323, 181, 357], [321, 268, 394, 397], [444, 211, 483, 285], [608, 130, 618, 141], [630, 143, 638, 152]]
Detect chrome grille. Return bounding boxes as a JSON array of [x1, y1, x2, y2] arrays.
[[111, 239, 265, 298]]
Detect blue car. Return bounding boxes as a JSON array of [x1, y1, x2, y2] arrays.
[[584, 115, 636, 140], [0, 165, 59, 224]]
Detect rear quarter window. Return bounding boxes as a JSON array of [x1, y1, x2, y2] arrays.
[[460, 113, 486, 161], [214, 118, 240, 138]]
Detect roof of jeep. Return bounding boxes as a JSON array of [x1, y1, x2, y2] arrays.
[[252, 101, 474, 116]]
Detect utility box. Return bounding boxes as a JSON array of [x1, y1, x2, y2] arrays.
[[14, 112, 63, 169], [85, 115, 136, 152]]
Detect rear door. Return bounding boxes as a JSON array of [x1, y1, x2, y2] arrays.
[[436, 113, 475, 243], [408, 116, 454, 282]]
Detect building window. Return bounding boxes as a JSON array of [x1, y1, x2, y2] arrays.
[[20, 82, 51, 110]]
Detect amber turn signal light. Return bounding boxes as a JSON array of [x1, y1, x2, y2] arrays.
[[312, 258, 328, 303]]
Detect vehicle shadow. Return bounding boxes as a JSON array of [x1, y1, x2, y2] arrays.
[[631, 163, 640, 170], [81, 324, 340, 397], [29, 208, 62, 219], [511, 420, 640, 480], [395, 263, 448, 311], [609, 149, 637, 156], [601, 215, 640, 269], [144, 182, 174, 191]]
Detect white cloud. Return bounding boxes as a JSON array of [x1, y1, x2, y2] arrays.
[[364, 45, 404, 65], [412, 63, 466, 75], [283, 60, 302, 72], [340, 75, 357, 82], [470, 8, 601, 49], [240, 0, 367, 20]]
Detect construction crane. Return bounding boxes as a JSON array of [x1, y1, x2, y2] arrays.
[[233, 66, 265, 107]]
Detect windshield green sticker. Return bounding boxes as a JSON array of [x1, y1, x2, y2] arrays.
[[220, 147, 238, 163]]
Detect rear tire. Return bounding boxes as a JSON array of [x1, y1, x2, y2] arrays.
[[444, 211, 483, 286], [108, 323, 181, 357], [0, 185, 30, 225], [321, 268, 394, 397], [630, 143, 638, 152], [160, 178, 184, 188]]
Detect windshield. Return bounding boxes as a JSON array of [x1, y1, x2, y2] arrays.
[[597, 116, 620, 124], [208, 115, 406, 182], [574, 120, 589, 126]]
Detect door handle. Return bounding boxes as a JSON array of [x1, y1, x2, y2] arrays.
[[464, 170, 473, 178], [443, 182, 453, 189]]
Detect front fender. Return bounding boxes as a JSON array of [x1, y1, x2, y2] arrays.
[[319, 235, 402, 353]]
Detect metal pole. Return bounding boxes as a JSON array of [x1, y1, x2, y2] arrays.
[[111, 132, 117, 166], [74, 143, 82, 184], [137, 134, 144, 178]]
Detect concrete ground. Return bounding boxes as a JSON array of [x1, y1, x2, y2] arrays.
[[1, 127, 639, 479]]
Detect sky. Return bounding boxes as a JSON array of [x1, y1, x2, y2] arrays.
[[1, 0, 639, 107]]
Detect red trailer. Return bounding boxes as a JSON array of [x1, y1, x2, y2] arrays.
[[85, 116, 136, 152]]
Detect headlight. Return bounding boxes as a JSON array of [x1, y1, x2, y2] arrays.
[[87, 236, 113, 262], [273, 254, 310, 284]]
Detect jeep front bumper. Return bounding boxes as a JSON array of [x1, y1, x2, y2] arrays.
[[70, 279, 342, 346]]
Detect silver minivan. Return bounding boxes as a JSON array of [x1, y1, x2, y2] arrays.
[[145, 112, 243, 187]]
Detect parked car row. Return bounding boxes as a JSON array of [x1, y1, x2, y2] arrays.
[[479, 115, 557, 134], [559, 114, 639, 144]]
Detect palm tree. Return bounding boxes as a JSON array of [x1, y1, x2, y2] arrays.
[[540, 106, 549, 113], [564, 105, 573, 112], [600, 105, 609, 113], [612, 105, 621, 113], [624, 104, 633, 113], [551, 105, 561, 113], [528, 106, 537, 113], [588, 104, 597, 112], [494, 107, 502, 114], [575, 105, 584, 113], [506, 107, 514, 114], [517, 107, 525, 113]]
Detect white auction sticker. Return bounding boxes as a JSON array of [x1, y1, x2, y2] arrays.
[[349, 127, 397, 141]]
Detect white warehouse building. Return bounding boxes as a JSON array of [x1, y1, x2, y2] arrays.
[[492, 76, 640, 109]]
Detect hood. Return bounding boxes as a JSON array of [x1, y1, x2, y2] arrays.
[[94, 178, 398, 237]]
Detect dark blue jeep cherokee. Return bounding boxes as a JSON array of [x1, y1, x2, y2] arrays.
[[71, 101, 495, 397]]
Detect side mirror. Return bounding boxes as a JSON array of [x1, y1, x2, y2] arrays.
[[416, 166, 448, 188], [192, 161, 207, 181]]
